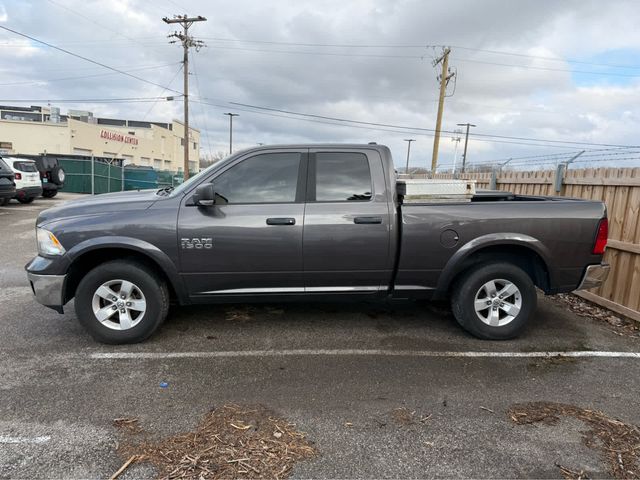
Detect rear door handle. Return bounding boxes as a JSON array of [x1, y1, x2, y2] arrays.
[[266, 217, 296, 226], [354, 216, 383, 224]]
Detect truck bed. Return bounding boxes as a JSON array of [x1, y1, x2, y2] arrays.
[[394, 196, 606, 296]]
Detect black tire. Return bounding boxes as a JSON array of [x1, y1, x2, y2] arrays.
[[51, 166, 65, 185], [17, 196, 35, 204], [42, 189, 58, 198], [75, 260, 169, 344], [42, 190, 58, 198], [0, 197, 9, 206], [451, 262, 536, 340]]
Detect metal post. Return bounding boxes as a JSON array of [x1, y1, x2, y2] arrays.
[[90, 155, 95, 195], [224, 112, 239, 154], [490, 169, 497, 190], [555, 150, 585, 193], [458, 122, 476, 173], [107, 161, 111, 193], [403, 139, 415, 175], [121, 161, 125, 191]]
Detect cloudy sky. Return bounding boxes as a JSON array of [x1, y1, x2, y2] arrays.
[[1, 0, 640, 170]]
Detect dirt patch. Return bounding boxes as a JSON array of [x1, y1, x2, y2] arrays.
[[509, 402, 640, 479], [224, 306, 285, 322], [113, 417, 143, 435], [528, 354, 578, 371], [114, 404, 316, 479], [555, 294, 640, 338], [389, 407, 432, 427]]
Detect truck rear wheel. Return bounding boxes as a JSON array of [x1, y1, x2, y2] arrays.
[[451, 262, 536, 340], [75, 260, 169, 344]]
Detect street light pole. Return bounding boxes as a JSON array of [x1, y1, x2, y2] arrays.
[[403, 139, 415, 174], [224, 113, 239, 154]]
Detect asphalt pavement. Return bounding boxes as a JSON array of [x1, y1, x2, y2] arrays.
[[1, 193, 639, 479]]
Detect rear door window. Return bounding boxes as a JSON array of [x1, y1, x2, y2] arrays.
[[314, 152, 372, 201], [13, 161, 38, 172]]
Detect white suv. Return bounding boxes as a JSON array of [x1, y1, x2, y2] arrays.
[[6, 157, 42, 204]]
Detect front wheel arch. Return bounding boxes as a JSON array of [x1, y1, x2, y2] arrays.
[[64, 246, 185, 305]]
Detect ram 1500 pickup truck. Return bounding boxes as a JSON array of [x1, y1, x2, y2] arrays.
[[26, 144, 610, 344]]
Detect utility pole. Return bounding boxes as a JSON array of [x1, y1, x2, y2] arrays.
[[403, 139, 415, 174], [163, 14, 207, 181], [224, 113, 239, 154], [457, 122, 476, 173], [431, 47, 455, 175]]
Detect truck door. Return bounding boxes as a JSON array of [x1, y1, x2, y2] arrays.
[[303, 148, 392, 292], [177, 150, 307, 297]]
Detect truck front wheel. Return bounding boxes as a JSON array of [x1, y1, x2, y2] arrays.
[[451, 262, 536, 340], [75, 260, 169, 344]]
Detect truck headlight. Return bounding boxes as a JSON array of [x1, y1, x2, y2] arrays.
[[37, 228, 66, 256]]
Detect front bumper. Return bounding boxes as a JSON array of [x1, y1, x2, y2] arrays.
[[576, 263, 610, 291], [27, 271, 66, 313]]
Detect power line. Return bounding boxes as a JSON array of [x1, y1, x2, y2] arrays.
[[191, 98, 588, 150], [452, 56, 640, 78], [0, 62, 179, 87], [0, 97, 175, 103], [198, 37, 640, 71], [0, 24, 183, 95], [190, 53, 214, 158], [45, 0, 166, 53], [222, 100, 639, 148]]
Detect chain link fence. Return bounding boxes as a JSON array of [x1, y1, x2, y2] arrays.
[[51, 155, 189, 194]]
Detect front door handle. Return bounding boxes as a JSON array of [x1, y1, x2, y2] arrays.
[[266, 217, 296, 226], [354, 216, 383, 224]]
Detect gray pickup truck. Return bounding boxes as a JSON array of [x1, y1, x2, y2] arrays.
[[26, 144, 609, 344]]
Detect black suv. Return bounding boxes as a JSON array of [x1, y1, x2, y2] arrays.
[[0, 158, 16, 205], [32, 155, 65, 198]]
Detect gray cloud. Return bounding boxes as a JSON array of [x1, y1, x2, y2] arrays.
[[1, 0, 639, 169]]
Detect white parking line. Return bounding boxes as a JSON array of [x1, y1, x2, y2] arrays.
[[0, 435, 51, 444], [90, 349, 640, 359]]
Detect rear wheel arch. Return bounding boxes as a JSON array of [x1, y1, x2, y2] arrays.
[[442, 243, 551, 296], [64, 246, 184, 305]]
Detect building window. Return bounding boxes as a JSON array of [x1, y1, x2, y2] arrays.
[[1, 111, 42, 122], [180, 138, 184, 146], [193, 142, 197, 150], [140, 157, 150, 166], [153, 159, 162, 169]]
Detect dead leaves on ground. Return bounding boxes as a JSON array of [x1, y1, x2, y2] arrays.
[[555, 294, 640, 338], [509, 402, 640, 479], [114, 404, 315, 480]]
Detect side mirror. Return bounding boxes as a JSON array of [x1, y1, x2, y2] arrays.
[[193, 183, 216, 207]]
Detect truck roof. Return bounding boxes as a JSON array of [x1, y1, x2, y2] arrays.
[[236, 143, 391, 153]]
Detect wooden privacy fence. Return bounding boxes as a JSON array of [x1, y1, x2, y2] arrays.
[[433, 167, 640, 322]]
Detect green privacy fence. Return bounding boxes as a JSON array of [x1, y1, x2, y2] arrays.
[[49, 156, 191, 194]]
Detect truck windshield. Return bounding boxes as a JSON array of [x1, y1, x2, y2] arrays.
[[164, 156, 230, 197]]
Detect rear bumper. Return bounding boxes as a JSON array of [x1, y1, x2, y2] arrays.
[[27, 271, 66, 313], [0, 188, 15, 199], [576, 263, 610, 291], [16, 186, 43, 198]]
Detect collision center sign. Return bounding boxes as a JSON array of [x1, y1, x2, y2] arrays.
[[100, 129, 138, 145]]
